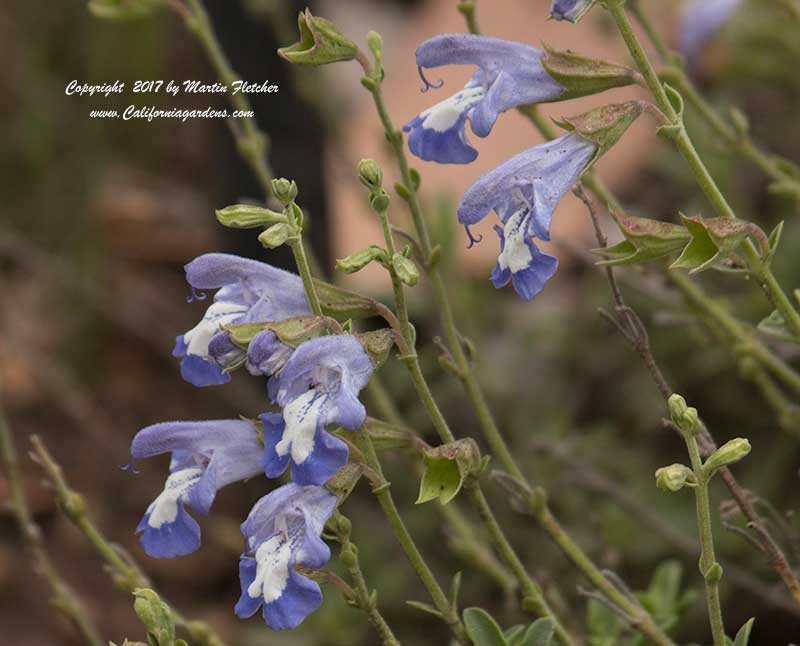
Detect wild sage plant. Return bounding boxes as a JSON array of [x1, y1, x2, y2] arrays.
[[10, 0, 800, 645]]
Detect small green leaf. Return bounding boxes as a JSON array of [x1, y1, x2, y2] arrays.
[[670, 216, 720, 272], [522, 618, 555, 646], [406, 600, 442, 618], [335, 245, 388, 274], [463, 607, 508, 646], [767, 221, 784, 265], [733, 618, 755, 646], [757, 309, 798, 343], [504, 625, 525, 645]]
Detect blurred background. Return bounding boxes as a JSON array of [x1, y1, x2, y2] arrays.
[[1, 0, 800, 644]]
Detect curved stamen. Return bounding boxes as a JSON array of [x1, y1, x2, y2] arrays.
[[120, 461, 141, 475], [186, 286, 208, 303], [464, 224, 483, 249], [417, 66, 444, 93]]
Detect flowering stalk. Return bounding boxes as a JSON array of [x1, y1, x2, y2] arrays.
[[330, 511, 400, 646], [360, 160, 575, 643], [603, 0, 800, 341], [0, 403, 103, 646], [29, 435, 224, 646]]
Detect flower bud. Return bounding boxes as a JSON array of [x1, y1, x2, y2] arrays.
[[392, 253, 419, 287], [215, 204, 285, 229], [133, 588, 174, 645], [550, 0, 596, 23], [271, 178, 298, 205], [668, 393, 701, 435], [278, 9, 358, 66], [703, 438, 751, 477], [358, 159, 383, 191], [655, 463, 695, 492], [258, 223, 291, 249], [367, 31, 383, 60], [335, 245, 387, 274]]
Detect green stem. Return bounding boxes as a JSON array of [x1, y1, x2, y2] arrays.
[[29, 436, 223, 646], [605, 0, 800, 340], [683, 433, 727, 646], [332, 511, 401, 646], [289, 235, 323, 316], [372, 192, 573, 641], [356, 432, 470, 645], [182, 0, 274, 199], [0, 401, 103, 646]]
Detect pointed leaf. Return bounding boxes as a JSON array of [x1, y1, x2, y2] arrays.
[[313, 278, 380, 321], [733, 618, 755, 646]]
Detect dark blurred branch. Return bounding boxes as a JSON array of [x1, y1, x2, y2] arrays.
[[0, 395, 103, 645]]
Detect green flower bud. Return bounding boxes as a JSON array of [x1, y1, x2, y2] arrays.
[[367, 31, 383, 60], [215, 204, 286, 229], [668, 394, 701, 435], [339, 549, 358, 568], [335, 245, 387, 274], [392, 253, 419, 286], [654, 463, 695, 492], [258, 223, 291, 249], [357, 159, 383, 191], [703, 438, 751, 477], [370, 192, 390, 213], [278, 9, 358, 66], [133, 588, 174, 646], [271, 178, 298, 205]]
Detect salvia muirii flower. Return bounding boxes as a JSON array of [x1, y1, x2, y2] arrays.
[[174, 253, 310, 387], [129, 419, 263, 558], [550, 0, 596, 23], [458, 132, 596, 300], [262, 335, 374, 486], [679, 0, 742, 62], [403, 34, 566, 164], [235, 482, 337, 630]]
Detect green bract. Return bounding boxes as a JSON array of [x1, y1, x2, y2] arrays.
[[278, 9, 359, 66]]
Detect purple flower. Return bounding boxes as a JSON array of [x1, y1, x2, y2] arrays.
[[458, 132, 596, 300], [246, 330, 295, 377], [550, 0, 596, 23], [174, 253, 310, 387], [129, 419, 263, 558], [403, 34, 564, 164], [235, 483, 337, 630], [261, 335, 374, 486], [679, 0, 742, 62]]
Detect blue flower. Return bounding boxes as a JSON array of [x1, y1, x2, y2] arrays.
[[129, 419, 264, 558], [679, 0, 742, 63], [246, 329, 295, 377], [235, 483, 337, 630], [458, 132, 596, 300], [550, 0, 596, 23], [174, 253, 311, 387], [261, 335, 374, 486], [403, 34, 564, 164]]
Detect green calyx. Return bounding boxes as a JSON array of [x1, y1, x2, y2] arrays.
[[278, 8, 358, 66], [593, 209, 691, 266], [555, 100, 646, 163], [542, 43, 641, 100]]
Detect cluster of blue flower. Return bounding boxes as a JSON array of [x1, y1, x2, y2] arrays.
[[402, 33, 600, 301], [128, 253, 374, 630]]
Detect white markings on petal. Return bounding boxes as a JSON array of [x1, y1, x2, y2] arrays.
[[184, 301, 248, 359], [420, 85, 485, 133], [248, 534, 292, 603], [497, 209, 533, 274], [146, 467, 203, 529], [277, 390, 326, 465]]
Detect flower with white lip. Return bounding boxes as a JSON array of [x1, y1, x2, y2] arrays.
[[458, 132, 597, 300], [129, 419, 264, 558], [403, 34, 565, 164], [174, 253, 311, 387], [235, 483, 337, 630], [260, 334, 374, 486]]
